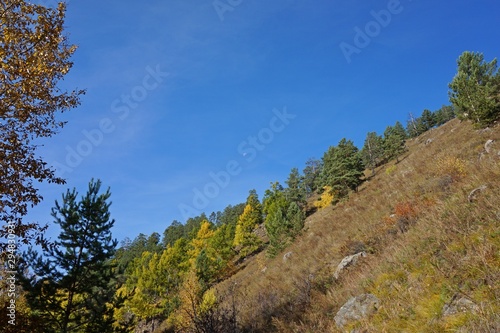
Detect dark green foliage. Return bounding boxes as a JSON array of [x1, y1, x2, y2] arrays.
[[393, 121, 408, 139], [449, 51, 500, 127], [162, 220, 185, 248], [286, 201, 305, 236], [407, 106, 455, 138], [285, 168, 307, 208], [263, 182, 288, 218], [421, 109, 436, 130], [265, 207, 288, 257], [434, 105, 455, 126], [383, 125, 407, 163], [265, 201, 305, 257], [195, 249, 219, 288], [319, 138, 364, 198], [217, 203, 246, 228], [303, 158, 322, 195], [185, 213, 209, 240], [209, 211, 221, 225], [21, 179, 118, 333], [209, 223, 236, 264], [146, 232, 162, 253], [264, 182, 306, 257]]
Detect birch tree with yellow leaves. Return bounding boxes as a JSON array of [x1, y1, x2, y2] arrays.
[[0, 0, 84, 246]]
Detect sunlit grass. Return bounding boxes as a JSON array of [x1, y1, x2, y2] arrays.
[[211, 119, 500, 332]]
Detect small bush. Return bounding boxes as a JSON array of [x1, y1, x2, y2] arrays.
[[394, 201, 418, 219], [385, 165, 397, 175], [434, 156, 467, 181], [394, 201, 419, 233]]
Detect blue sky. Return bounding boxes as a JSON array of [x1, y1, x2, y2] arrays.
[[27, 0, 500, 243]]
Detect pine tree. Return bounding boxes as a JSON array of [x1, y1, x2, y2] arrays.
[[320, 138, 364, 198], [208, 223, 236, 274], [361, 132, 384, 176], [303, 158, 322, 195], [264, 191, 305, 257], [393, 121, 408, 139], [162, 220, 185, 248], [263, 181, 288, 218], [434, 105, 455, 126], [449, 51, 500, 127], [421, 109, 436, 131], [21, 179, 118, 333], [146, 232, 162, 253], [263, 182, 289, 256], [285, 168, 306, 207], [265, 206, 288, 257], [185, 213, 209, 240], [383, 126, 407, 163], [287, 201, 305, 236]]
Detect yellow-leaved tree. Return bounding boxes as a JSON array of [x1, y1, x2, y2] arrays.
[[115, 238, 190, 329], [1, 0, 85, 246], [233, 190, 263, 257]]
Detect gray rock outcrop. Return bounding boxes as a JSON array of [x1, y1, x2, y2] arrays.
[[484, 139, 494, 154], [443, 295, 478, 317], [333, 252, 366, 280], [468, 185, 487, 203], [283, 251, 293, 263], [334, 293, 380, 328]]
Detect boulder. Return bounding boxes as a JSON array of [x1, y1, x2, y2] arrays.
[[468, 185, 487, 203], [479, 127, 492, 134], [283, 251, 293, 263], [484, 139, 495, 154], [443, 295, 478, 317], [334, 252, 366, 280], [334, 294, 380, 328], [134, 318, 162, 333]]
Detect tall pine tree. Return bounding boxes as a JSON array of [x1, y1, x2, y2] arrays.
[[285, 168, 306, 208], [422, 109, 436, 130], [449, 51, 500, 127], [320, 138, 364, 198], [383, 125, 407, 163], [21, 179, 118, 333]]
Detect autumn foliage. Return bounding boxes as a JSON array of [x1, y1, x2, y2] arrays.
[[0, 0, 84, 245]]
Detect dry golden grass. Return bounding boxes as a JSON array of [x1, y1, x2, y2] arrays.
[[215, 119, 500, 332]]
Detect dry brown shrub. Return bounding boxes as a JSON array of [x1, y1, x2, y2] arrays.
[[434, 156, 467, 181]]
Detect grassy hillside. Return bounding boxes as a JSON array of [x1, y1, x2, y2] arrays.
[[214, 119, 500, 332]]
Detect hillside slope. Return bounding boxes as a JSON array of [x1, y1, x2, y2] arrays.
[[215, 119, 500, 332]]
